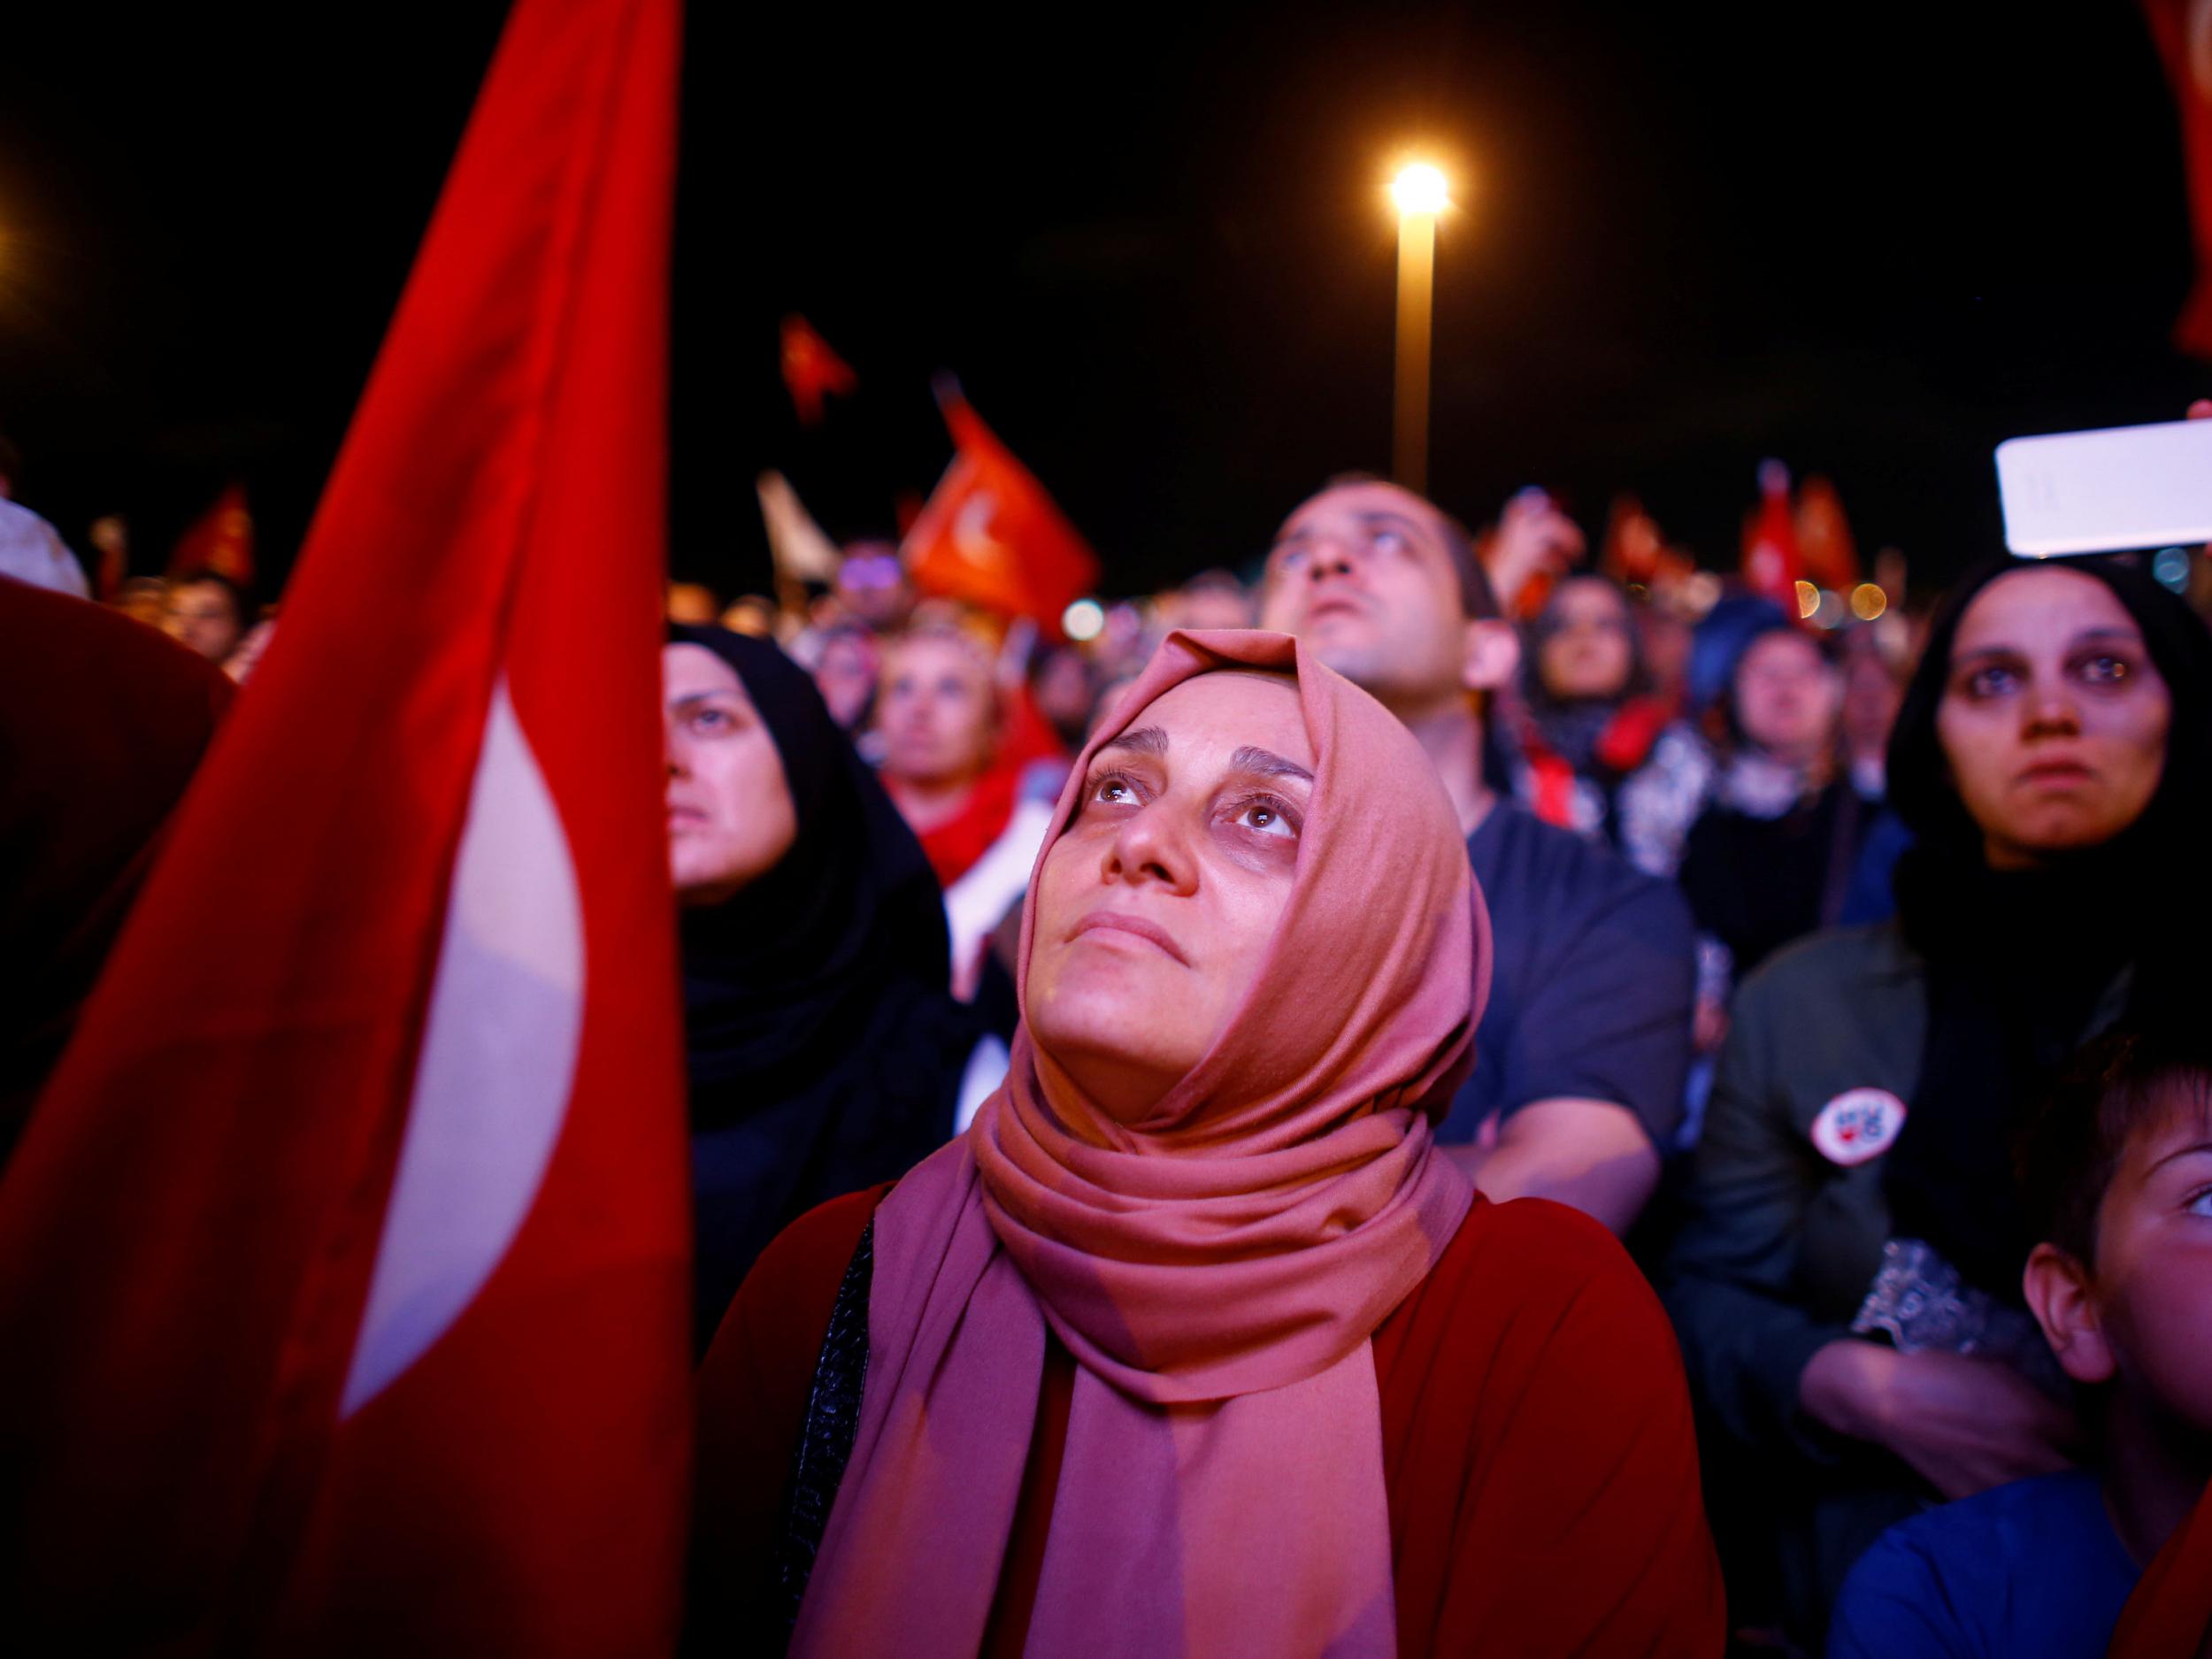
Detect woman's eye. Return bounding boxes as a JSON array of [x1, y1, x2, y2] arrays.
[[1089, 775, 1137, 807], [2078, 654, 2132, 686], [2186, 1186, 2212, 1218], [690, 708, 732, 732], [1371, 530, 1408, 556], [1233, 798, 1298, 840], [1965, 665, 2017, 699]]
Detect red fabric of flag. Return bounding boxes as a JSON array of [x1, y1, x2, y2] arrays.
[[779, 313, 856, 426], [0, 0, 689, 1651], [168, 481, 257, 587], [902, 390, 1101, 638], [1740, 459, 1805, 616], [2142, 0, 2212, 360]]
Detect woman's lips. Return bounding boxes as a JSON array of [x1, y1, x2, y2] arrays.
[[2016, 758, 2095, 786], [1069, 910, 1189, 964]]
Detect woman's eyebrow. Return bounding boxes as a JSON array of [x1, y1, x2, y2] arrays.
[[1229, 746, 1314, 785], [1098, 725, 1169, 758]]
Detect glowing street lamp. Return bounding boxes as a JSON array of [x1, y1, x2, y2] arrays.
[[1389, 161, 1450, 493]]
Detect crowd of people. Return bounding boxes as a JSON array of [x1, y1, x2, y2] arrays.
[[7, 411, 2212, 1657]]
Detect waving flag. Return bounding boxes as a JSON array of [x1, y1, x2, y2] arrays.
[[0, 0, 690, 1652], [1740, 458, 1805, 617], [2142, 0, 2212, 359], [902, 382, 1100, 637], [780, 312, 857, 426], [167, 481, 257, 587]]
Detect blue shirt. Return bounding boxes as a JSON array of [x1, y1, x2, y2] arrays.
[[1451, 801, 1695, 1147], [1829, 1471, 2139, 1659]]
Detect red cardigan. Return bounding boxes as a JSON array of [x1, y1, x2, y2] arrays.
[[694, 1185, 1725, 1657]]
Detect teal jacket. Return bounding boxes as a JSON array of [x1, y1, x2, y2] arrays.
[[1662, 921, 1927, 1458]]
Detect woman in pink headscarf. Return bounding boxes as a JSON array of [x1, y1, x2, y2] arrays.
[[692, 630, 1723, 1657]]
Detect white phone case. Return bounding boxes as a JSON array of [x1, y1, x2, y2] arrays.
[[1995, 419, 2212, 557]]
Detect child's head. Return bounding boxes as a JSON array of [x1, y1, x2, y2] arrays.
[[2020, 1027, 2212, 1440]]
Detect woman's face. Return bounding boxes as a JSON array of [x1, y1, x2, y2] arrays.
[[1734, 628, 1840, 764], [1538, 577, 1635, 702], [662, 643, 799, 906], [1026, 672, 1313, 1124], [878, 634, 998, 789], [1935, 566, 2171, 869]]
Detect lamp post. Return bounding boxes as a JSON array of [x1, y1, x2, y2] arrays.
[[1389, 162, 1448, 494]]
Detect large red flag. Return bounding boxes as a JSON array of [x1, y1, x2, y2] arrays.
[[2142, 0, 2212, 360], [167, 481, 257, 587], [902, 385, 1101, 637], [0, 0, 689, 1651]]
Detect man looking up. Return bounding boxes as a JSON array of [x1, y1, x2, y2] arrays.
[[1257, 476, 1695, 1233]]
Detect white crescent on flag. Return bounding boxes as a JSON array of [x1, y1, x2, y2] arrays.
[[954, 488, 1011, 573], [340, 673, 585, 1418]]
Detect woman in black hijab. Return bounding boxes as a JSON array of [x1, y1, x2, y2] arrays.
[[664, 626, 980, 1347], [1663, 552, 2212, 1644]]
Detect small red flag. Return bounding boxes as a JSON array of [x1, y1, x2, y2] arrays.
[[780, 312, 857, 425], [1794, 475, 1861, 593], [2141, 0, 2212, 359], [1741, 459, 1805, 616], [902, 386, 1101, 637], [167, 482, 256, 587], [0, 0, 689, 1650]]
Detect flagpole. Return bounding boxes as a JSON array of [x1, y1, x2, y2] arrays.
[[1390, 163, 1448, 495]]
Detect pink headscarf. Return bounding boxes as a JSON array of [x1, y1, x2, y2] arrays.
[[790, 630, 1489, 1659]]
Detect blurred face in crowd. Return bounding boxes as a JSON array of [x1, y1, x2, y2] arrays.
[[1936, 565, 2171, 870], [836, 543, 914, 632], [1033, 647, 1096, 745], [1734, 628, 1841, 765], [1536, 576, 1636, 703], [1177, 581, 1255, 633], [1026, 672, 1310, 1124], [1840, 633, 1904, 760], [2029, 1081, 2212, 1440], [812, 630, 878, 731], [664, 582, 720, 626], [1259, 480, 1506, 715], [163, 579, 246, 664], [662, 643, 798, 907], [879, 633, 999, 790]]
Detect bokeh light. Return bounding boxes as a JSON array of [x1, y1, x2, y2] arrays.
[[1849, 583, 1888, 620], [1063, 597, 1105, 641], [1793, 580, 1820, 620]]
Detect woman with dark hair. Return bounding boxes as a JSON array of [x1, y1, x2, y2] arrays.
[[1510, 572, 1713, 876], [1678, 613, 1870, 1016], [664, 626, 985, 1347], [692, 629, 1723, 1658], [1663, 553, 2212, 1643]]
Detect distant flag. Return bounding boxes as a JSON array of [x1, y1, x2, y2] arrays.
[[0, 0, 690, 1652], [902, 380, 1100, 638], [1794, 474, 1861, 592], [1600, 495, 1665, 586], [2140, 0, 2212, 359], [780, 312, 857, 425], [167, 482, 255, 587], [1741, 459, 1806, 616], [756, 469, 842, 587]]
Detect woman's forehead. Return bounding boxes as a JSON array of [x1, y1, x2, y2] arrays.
[[1956, 565, 2142, 650], [1118, 671, 1310, 763], [663, 641, 746, 694]]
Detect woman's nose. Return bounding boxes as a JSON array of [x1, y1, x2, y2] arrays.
[[1105, 805, 1195, 894]]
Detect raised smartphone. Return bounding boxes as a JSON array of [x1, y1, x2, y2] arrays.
[[1995, 419, 2212, 557]]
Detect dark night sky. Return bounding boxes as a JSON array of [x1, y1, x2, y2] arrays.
[[1, 4, 2203, 603]]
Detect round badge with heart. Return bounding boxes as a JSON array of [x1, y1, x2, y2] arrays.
[[1809, 1087, 1909, 1167]]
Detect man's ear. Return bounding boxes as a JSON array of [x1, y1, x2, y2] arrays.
[[1462, 617, 1519, 695], [2024, 1241, 2116, 1386]]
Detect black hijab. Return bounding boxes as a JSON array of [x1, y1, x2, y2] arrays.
[[1879, 555, 2212, 1297], [669, 626, 973, 1344]]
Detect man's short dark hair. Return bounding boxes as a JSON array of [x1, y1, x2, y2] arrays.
[[2017, 1025, 2212, 1266], [1317, 472, 1500, 622]]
